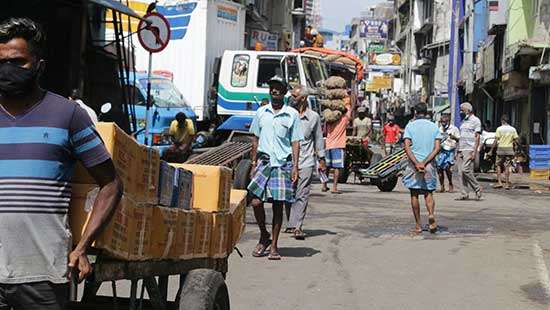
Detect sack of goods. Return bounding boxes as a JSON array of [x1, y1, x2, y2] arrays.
[[321, 76, 348, 124], [69, 122, 247, 261]]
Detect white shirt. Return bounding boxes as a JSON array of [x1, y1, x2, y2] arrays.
[[439, 124, 460, 151], [75, 99, 98, 124]]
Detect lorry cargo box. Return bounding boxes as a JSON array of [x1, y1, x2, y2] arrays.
[[172, 164, 232, 212], [74, 122, 160, 204]]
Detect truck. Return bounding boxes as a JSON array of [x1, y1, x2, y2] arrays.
[[132, 0, 246, 131]]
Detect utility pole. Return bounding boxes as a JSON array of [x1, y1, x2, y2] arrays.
[[450, 0, 460, 126]]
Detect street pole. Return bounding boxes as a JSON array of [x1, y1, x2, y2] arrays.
[[145, 52, 153, 146], [450, 0, 460, 126]]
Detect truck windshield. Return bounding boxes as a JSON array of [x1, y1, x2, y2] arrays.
[[139, 78, 189, 108], [302, 57, 327, 89]]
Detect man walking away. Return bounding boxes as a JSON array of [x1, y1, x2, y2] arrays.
[[163, 112, 195, 163], [0, 18, 123, 310], [248, 76, 302, 260], [456, 102, 483, 200], [288, 86, 325, 240], [436, 113, 460, 192], [323, 100, 351, 193], [491, 115, 519, 190], [382, 114, 401, 156], [402, 103, 442, 234]]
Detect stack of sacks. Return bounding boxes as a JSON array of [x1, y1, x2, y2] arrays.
[[322, 76, 348, 123]]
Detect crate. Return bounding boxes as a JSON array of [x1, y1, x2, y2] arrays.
[[529, 145, 550, 158], [529, 158, 550, 169], [530, 169, 550, 180]]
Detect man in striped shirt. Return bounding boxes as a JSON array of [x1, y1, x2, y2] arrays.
[[0, 18, 122, 309]]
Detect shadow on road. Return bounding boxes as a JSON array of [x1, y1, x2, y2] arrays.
[[304, 229, 337, 238], [279, 247, 321, 257]]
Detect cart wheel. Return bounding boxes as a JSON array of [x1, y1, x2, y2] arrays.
[[233, 159, 252, 190], [376, 176, 398, 192], [178, 269, 230, 310], [370, 153, 383, 165]]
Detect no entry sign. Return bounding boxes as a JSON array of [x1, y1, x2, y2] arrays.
[[137, 12, 171, 53]]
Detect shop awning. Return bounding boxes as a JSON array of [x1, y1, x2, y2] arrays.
[[89, 0, 143, 20]]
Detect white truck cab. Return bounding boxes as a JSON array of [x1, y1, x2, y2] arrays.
[[215, 50, 328, 132]]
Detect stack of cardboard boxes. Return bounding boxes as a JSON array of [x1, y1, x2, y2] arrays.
[[69, 123, 247, 261]]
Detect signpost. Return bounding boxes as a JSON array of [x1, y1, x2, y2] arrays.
[[137, 12, 171, 145]]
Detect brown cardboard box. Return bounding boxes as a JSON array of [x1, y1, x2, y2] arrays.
[[172, 164, 232, 212], [73, 123, 160, 204], [173, 210, 197, 259], [228, 190, 247, 252], [100, 197, 153, 261], [210, 212, 230, 258], [193, 211, 213, 258], [149, 206, 179, 258], [69, 183, 153, 260]]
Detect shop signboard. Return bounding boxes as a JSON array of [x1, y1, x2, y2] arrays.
[[359, 19, 389, 39], [250, 30, 278, 51]]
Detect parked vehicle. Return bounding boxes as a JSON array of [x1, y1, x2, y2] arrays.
[[215, 50, 328, 133], [123, 72, 196, 153]]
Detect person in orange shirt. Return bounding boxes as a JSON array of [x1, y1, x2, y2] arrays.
[[382, 114, 401, 156], [322, 103, 351, 194]]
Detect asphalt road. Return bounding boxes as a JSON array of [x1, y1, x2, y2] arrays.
[[94, 179, 550, 309], [226, 180, 550, 310]]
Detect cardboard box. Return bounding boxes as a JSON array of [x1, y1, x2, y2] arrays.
[[173, 164, 232, 212], [193, 211, 213, 258], [69, 183, 153, 260], [149, 206, 179, 258], [173, 210, 197, 259], [210, 212, 230, 258], [74, 123, 160, 204], [175, 168, 193, 210], [228, 190, 247, 252]]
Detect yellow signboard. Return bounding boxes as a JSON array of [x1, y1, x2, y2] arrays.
[[365, 76, 393, 92]]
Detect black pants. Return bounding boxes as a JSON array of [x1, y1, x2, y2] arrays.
[[0, 282, 68, 310]]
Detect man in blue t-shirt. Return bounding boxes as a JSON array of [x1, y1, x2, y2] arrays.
[[402, 103, 442, 234]]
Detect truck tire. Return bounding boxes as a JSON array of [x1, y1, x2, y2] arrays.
[[178, 269, 230, 310], [338, 167, 350, 183], [233, 159, 252, 190], [376, 176, 398, 192]]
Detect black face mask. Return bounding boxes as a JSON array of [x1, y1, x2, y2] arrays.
[[0, 62, 39, 99], [287, 96, 298, 108], [459, 112, 467, 120]]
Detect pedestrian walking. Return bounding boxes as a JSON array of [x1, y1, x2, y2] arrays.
[[402, 103, 442, 234], [0, 18, 123, 310], [456, 102, 483, 200], [436, 113, 460, 192], [287, 85, 325, 240], [382, 114, 401, 156], [491, 115, 519, 190], [322, 97, 351, 194], [248, 76, 302, 260]]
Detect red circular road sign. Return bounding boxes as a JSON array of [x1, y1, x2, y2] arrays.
[[138, 12, 171, 53]]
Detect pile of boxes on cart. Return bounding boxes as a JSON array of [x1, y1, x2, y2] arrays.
[[529, 145, 550, 180], [69, 123, 247, 261]]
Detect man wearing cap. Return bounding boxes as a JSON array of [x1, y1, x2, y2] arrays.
[[353, 106, 372, 140], [382, 114, 401, 156], [248, 76, 303, 260], [456, 102, 482, 200]]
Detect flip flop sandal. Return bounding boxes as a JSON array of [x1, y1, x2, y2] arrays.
[[268, 252, 281, 260], [321, 188, 329, 192], [454, 196, 469, 201], [428, 216, 437, 234], [492, 184, 503, 189], [409, 228, 423, 235], [252, 239, 271, 257], [331, 191, 342, 194], [283, 228, 295, 234]]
